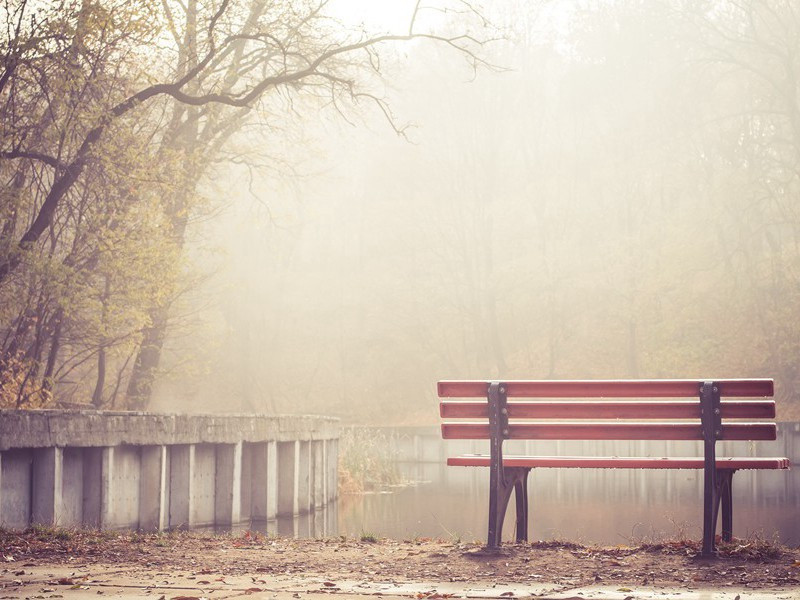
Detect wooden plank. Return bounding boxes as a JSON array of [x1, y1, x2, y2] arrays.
[[446, 455, 791, 470], [440, 422, 777, 441], [437, 379, 774, 399], [439, 400, 776, 420]]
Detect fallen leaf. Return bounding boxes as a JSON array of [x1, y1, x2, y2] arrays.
[[323, 582, 337, 587], [244, 588, 263, 594], [616, 588, 632, 593], [500, 593, 515, 597]]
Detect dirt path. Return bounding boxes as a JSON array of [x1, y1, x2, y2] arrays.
[[1, 530, 799, 596]]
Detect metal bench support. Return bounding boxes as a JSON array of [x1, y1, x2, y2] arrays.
[[486, 381, 530, 549], [701, 380, 722, 557]]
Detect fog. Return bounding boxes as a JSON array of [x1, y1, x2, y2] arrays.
[[145, 2, 800, 424]]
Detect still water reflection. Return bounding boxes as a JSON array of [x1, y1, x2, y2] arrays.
[[337, 462, 799, 545], [246, 428, 799, 546]]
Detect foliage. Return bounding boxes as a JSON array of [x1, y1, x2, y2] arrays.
[[0, 0, 491, 409], [0, 351, 53, 408], [338, 427, 402, 494]]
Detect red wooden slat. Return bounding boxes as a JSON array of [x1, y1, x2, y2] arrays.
[[439, 400, 776, 420], [437, 379, 774, 398], [440, 422, 777, 441], [446, 455, 791, 470]]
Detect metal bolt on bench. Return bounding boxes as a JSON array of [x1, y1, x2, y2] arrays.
[[438, 378, 791, 557]]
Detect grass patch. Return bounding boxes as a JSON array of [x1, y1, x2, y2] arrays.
[[338, 427, 402, 494]]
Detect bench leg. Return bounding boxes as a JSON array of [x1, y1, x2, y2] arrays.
[[702, 467, 721, 556], [703, 467, 730, 556], [514, 471, 529, 543], [487, 476, 515, 549], [487, 467, 528, 549], [720, 470, 734, 542]]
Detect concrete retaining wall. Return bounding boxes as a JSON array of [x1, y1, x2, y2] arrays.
[[0, 411, 339, 531]]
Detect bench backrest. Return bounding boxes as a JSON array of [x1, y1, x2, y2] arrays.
[[439, 379, 776, 441]]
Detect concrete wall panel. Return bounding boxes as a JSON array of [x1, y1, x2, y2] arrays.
[[31, 447, 63, 525], [192, 444, 216, 527], [215, 442, 242, 526], [169, 445, 194, 529], [277, 441, 296, 517], [111, 446, 141, 529], [82, 448, 102, 527], [61, 448, 84, 527], [0, 449, 32, 529], [139, 445, 167, 531]]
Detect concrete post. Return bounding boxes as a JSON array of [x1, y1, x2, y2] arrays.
[[326, 439, 338, 503], [215, 442, 242, 526], [312, 440, 325, 508], [99, 447, 115, 529], [169, 444, 195, 529], [267, 441, 277, 519], [139, 445, 168, 531], [239, 444, 253, 522], [297, 441, 311, 514], [31, 447, 63, 526], [250, 442, 268, 520], [277, 441, 296, 517], [321, 440, 328, 505]]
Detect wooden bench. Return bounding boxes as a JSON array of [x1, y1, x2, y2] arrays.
[[438, 379, 791, 556]]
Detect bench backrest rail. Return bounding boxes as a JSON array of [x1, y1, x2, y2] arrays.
[[438, 379, 774, 398]]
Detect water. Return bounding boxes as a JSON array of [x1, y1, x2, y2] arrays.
[[337, 462, 800, 545], [246, 425, 800, 545]]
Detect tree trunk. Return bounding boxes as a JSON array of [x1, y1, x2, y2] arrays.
[[41, 309, 63, 392], [91, 346, 106, 407], [125, 305, 169, 410]]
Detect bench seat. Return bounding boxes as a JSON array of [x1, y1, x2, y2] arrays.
[[447, 454, 791, 470]]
